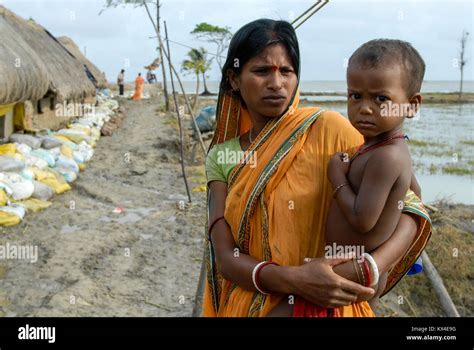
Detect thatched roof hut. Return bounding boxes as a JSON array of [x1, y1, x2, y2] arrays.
[[0, 10, 50, 106], [0, 5, 96, 104], [57, 36, 108, 88]]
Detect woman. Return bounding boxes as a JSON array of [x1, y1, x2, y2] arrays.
[[132, 73, 145, 101], [204, 19, 431, 317]]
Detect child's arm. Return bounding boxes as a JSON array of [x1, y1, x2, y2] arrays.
[[410, 171, 422, 199], [327, 148, 406, 233]]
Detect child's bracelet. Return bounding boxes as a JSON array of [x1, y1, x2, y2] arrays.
[[333, 182, 349, 198]]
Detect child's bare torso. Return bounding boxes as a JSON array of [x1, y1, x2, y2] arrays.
[[325, 141, 412, 253]]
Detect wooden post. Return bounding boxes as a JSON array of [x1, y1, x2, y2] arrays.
[[192, 248, 207, 317], [164, 21, 192, 203], [156, 0, 170, 111], [421, 251, 460, 317], [143, 1, 207, 159]]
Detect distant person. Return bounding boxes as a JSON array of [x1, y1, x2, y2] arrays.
[[117, 69, 125, 96], [147, 69, 157, 84], [132, 73, 145, 101]]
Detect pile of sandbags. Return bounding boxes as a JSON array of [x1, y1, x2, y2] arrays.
[[101, 106, 126, 137], [0, 93, 120, 226]]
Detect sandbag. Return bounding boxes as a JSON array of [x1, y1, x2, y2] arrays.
[[0, 173, 34, 200], [60, 144, 74, 159], [30, 149, 56, 167], [0, 210, 21, 226], [55, 155, 79, 174], [0, 144, 16, 156], [0, 189, 9, 206], [23, 154, 48, 170], [9, 134, 41, 149], [0, 204, 26, 226], [0, 156, 25, 173], [30, 168, 71, 194], [14, 198, 52, 213], [40, 136, 63, 149], [15, 143, 32, 155], [20, 168, 35, 182], [32, 180, 55, 201]]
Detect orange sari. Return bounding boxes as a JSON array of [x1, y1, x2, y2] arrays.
[[132, 75, 145, 101], [203, 87, 431, 317]]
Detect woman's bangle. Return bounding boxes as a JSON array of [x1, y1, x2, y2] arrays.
[[363, 252, 380, 287], [353, 257, 362, 285], [356, 257, 366, 287], [333, 182, 349, 198], [208, 216, 225, 239], [361, 257, 371, 287], [252, 261, 279, 295]]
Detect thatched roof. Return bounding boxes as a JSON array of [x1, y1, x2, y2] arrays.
[[0, 11, 50, 105], [0, 6, 96, 104], [57, 36, 108, 88]]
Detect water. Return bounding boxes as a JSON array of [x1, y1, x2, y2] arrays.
[[168, 80, 474, 95]]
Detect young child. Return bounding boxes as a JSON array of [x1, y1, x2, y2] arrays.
[[323, 38, 426, 311]]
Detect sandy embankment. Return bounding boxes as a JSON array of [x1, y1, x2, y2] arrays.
[[0, 92, 208, 316]]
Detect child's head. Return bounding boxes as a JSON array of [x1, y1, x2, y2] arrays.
[[346, 39, 425, 138]]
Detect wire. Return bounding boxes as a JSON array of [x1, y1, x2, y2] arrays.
[[291, 0, 329, 30]]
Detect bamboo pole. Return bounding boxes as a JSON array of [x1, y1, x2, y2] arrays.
[[421, 251, 460, 317], [142, 1, 207, 159], [156, 0, 170, 111], [164, 21, 192, 203], [192, 246, 207, 317]]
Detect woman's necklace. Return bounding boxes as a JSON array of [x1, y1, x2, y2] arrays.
[[350, 133, 407, 163]]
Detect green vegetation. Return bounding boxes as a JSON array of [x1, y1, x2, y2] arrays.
[[442, 166, 474, 176], [460, 140, 474, 146]]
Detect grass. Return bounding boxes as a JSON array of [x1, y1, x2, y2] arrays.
[[460, 140, 474, 146], [442, 166, 474, 176], [408, 139, 446, 148], [388, 202, 474, 316], [163, 115, 178, 127], [428, 163, 438, 175]]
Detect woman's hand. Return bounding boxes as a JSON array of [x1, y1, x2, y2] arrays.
[[327, 152, 350, 185], [287, 256, 375, 308]]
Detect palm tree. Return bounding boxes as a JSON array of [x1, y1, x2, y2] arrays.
[[181, 47, 213, 108]]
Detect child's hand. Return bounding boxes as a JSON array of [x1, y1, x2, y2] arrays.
[[328, 152, 350, 184]]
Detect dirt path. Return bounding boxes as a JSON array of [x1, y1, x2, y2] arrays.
[[0, 97, 207, 316]]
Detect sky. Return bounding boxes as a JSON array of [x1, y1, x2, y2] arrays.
[[2, 0, 473, 83]]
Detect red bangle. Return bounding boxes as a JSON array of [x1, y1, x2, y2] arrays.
[[362, 258, 371, 287], [208, 216, 225, 239], [254, 261, 279, 294]]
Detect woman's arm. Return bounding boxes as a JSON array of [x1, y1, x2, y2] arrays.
[[208, 181, 374, 307], [333, 212, 419, 301], [209, 181, 292, 291], [371, 212, 419, 274]]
